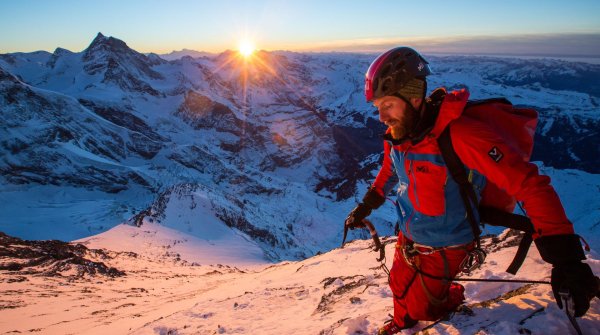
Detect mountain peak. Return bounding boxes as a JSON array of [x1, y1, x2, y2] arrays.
[[88, 32, 108, 48], [83, 32, 132, 60], [52, 47, 73, 56]]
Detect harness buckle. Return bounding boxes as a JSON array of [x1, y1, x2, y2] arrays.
[[414, 245, 437, 255], [400, 242, 418, 266]]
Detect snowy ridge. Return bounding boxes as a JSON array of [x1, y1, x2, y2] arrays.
[[1, 228, 598, 334]]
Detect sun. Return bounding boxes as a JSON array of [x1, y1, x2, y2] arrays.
[[238, 40, 256, 58]]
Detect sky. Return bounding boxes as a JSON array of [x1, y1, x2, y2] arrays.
[[1, 0, 599, 56]]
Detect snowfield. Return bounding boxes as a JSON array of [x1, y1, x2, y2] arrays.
[[1, 226, 599, 335]]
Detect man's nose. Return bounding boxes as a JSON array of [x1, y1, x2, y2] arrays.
[[378, 111, 388, 123]]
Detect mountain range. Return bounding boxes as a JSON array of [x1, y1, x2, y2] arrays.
[[1, 32, 599, 261]]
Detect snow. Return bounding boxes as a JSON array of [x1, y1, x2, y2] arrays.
[[62, 141, 124, 167], [1, 232, 599, 334], [0, 184, 153, 241], [539, 166, 600, 256], [79, 221, 266, 266]]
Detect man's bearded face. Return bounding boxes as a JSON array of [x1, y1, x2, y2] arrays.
[[374, 96, 419, 140]]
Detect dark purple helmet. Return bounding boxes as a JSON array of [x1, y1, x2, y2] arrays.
[[364, 47, 431, 102]]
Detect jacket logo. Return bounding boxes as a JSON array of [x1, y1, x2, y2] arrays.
[[488, 146, 504, 163], [416, 166, 429, 173]]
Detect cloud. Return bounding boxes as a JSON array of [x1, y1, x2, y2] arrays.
[[302, 33, 600, 57]]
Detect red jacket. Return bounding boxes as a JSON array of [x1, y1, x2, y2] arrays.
[[372, 89, 573, 246]]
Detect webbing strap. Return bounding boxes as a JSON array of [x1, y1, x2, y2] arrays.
[[506, 233, 533, 275], [479, 206, 534, 233], [479, 206, 535, 274]]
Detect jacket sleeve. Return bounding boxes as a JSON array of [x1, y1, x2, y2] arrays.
[[372, 139, 396, 197], [449, 117, 574, 238]]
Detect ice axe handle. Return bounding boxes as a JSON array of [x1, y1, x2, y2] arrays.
[[363, 219, 385, 262], [341, 224, 349, 248], [560, 289, 584, 335]]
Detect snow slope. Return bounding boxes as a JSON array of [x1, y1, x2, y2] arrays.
[[1, 228, 598, 335], [80, 222, 267, 266]]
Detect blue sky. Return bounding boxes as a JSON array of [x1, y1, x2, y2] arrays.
[[1, 0, 599, 55]]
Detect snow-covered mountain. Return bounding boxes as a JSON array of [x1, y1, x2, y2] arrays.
[[1, 33, 599, 261], [159, 49, 217, 61]]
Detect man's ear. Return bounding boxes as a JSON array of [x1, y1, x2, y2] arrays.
[[409, 97, 423, 109]]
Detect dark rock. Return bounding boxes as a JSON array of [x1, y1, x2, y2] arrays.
[[0, 232, 125, 278], [175, 91, 244, 133]]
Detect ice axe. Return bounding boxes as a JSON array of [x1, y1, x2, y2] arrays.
[[558, 276, 600, 335], [559, 289, 583, 335], [342, 218, 385, 262]]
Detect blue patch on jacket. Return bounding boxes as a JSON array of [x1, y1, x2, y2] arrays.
[[390, 146, 486, 247]]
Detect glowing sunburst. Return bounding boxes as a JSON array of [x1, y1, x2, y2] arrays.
[[238, 40, 255, 58]]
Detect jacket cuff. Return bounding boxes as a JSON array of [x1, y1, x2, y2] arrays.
[[362, 186, 386, 209], [534, 234, 586, 265]]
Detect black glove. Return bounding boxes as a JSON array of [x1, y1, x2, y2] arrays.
[[535, 234, 600, 317], [344, 187, 386, 230], [552, 262, 599, 316], [345, 203, 371, 230]]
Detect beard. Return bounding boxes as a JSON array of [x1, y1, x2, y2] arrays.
[[388, 109, 419, 140]]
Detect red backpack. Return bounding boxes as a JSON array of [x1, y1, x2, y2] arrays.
[[438, 98, 538, 274]]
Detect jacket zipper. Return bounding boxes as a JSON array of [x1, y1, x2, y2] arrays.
[[391, 147, 415, 239], [409, 159, 420, 208]]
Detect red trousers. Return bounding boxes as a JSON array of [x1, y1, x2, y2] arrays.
[[389, 234, 472, 327]]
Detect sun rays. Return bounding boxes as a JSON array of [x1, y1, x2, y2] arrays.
[[238, 39, 256, 58], [209, 41, 329, 140]]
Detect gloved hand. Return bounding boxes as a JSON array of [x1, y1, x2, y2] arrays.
[[344, 187, 386, 230], [551, 262, 599, 316], [535, 234, 600, 317], [344, 203, 371, 230]]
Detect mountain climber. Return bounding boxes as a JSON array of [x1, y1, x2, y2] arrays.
[[344, 46, 600, 334]]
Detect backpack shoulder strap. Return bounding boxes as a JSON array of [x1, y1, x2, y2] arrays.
[[437, 126, 482, 247]]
